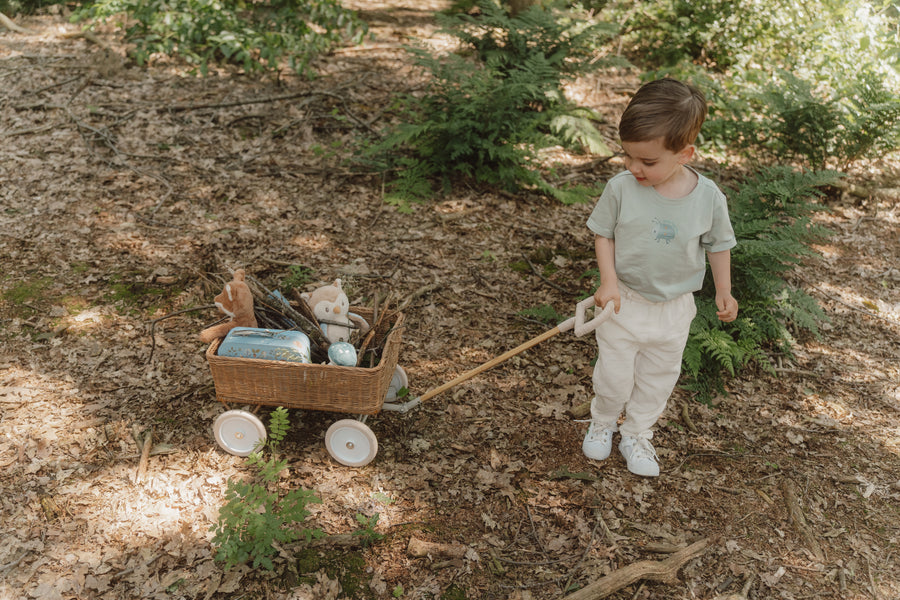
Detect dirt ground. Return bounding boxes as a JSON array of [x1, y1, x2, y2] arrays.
[[1, 3, 899, 600]]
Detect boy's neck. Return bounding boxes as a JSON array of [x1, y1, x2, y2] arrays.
[[653, 164, 698, 199]]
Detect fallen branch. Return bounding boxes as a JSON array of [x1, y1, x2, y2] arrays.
[[681, 402, 698, 433], [407, 537, 468, 559], [134, 428, 152, 484], [781, 479, 824, 561], [146, 304, 216, 364], [0, 12, 31, 33], [164, 90, 322, 112], [397, 282, 441, 312], [58, 29, 113, 50], [562, 537, 713, 599]]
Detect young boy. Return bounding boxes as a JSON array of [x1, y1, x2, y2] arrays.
[[583, 78, 738, 477]]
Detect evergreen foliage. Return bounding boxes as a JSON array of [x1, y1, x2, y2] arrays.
[[361, 0, 617, 210], [682, 167, 840, 398], [72, 0, 367, 76], [211, 408, 323, 571]]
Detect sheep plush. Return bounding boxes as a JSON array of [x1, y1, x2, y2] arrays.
[[300, 279, 370, 344]]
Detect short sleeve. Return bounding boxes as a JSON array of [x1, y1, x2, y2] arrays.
[[700, 188, 736, 252], [586, 178, 621, 238]]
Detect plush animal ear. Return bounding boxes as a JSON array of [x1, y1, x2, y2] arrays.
[[300, 292, 311, 302], [333, 279, 342, 291], [233, 269, 246, 282]]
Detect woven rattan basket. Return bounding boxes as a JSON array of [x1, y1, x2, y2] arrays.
[[206, 308, 403, 415]]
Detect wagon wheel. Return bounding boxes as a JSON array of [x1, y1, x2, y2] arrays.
[[325, 419, 378, 467], [385, 365, 409, 401], [213, 409, 267, 457]]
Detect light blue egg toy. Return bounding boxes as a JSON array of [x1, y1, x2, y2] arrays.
[[328, 342, 358, 366]]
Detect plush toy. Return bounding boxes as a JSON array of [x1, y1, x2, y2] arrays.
[[199, 269, 258, 343], [300, 279, 370, 344]]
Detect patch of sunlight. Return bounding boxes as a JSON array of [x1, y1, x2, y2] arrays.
[[291, 231, 331, 252], [72, 308, 105, 324]]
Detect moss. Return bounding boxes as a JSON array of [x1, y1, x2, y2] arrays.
[[3, 277, 53, 306], [292, 547, 373, 598], [2, 276, 54, 318], [509, 260, 531, 274], [104, 273, 183, 314], [440, 584, 468, 600]]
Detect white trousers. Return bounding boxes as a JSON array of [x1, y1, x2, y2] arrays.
[[590, 284, 697, 438]]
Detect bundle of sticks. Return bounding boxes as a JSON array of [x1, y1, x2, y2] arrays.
[[240, 273, 395, 367]]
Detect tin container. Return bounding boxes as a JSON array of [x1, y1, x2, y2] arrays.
[[217, 327, 311, 363]]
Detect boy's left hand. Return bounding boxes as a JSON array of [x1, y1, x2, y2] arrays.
[[716, 293, 738, 322]]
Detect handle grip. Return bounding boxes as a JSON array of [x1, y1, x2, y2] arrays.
[[558, 297, 615, 336]]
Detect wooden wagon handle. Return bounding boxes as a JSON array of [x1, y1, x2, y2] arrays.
[[416, 299, 614, 405]]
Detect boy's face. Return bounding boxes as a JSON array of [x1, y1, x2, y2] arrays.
[[620, 138, 694, 189]]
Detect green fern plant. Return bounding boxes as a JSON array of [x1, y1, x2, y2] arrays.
[[211, 407, 323, 571], [360, 0, 618, 209], [73, 0, 367, 77], [682, 166, 840, 399]]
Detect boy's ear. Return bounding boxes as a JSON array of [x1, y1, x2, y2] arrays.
[[677, 145, 696, 163]]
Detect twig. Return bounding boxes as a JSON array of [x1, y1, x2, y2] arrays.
[[146, 304, 216, 364], [5, 121, 61, 137], [397, 282, 441, 312], [165, 90, 323, 112], [407, 537, 468, 559], [781, 479, 824, 561], [681, 402, 698, 433], [357, 292, 391, 365], [562, 537, 713, 599], [135, 428, 152, 484], [0, 550, 29, 574], [24, 75, 83, 96], [526, 505, 549, 556], [564, 509, 610, 593], [521, 252, 577, 294], [247, 275, 331, 351]]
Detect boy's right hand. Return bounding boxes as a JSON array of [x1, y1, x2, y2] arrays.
[[593, 282, 621, 314]]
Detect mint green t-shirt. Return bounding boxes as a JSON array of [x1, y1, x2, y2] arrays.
[[586, 169, 736, 302]]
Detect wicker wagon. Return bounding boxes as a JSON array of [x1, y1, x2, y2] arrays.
[[205, 307, 405, 467]]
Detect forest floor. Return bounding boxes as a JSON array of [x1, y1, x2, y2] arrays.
[[1, 3, 899, 600]]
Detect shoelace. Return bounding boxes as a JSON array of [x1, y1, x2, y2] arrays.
[[629, 437, 657, 461], [586, 424, 615, 442]]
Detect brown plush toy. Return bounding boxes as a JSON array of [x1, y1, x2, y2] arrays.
[[199, 269, 258, 344]]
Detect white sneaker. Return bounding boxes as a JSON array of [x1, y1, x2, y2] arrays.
[[582, 422, 617, 460], [618, 435, 660, 477]]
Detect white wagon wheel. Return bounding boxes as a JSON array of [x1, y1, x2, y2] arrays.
[[213, 409, 267, 457], [325, 419, 378, 467], [385, 365, 409, 401]]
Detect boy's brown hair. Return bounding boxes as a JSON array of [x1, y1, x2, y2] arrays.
[[618, 78, 707, 151]]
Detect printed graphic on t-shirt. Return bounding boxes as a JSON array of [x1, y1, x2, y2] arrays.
[[651, 218, 677, 244]]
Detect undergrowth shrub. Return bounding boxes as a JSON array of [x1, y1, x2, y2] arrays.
[[73, 0, 367, 76], [612, 0, 900, 168], [211, 407, 323, 571], [698, 68, 900, 169], [2, 0, 63, 14], [360, 0, 619, 211], [682, 166, 841, 399]]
